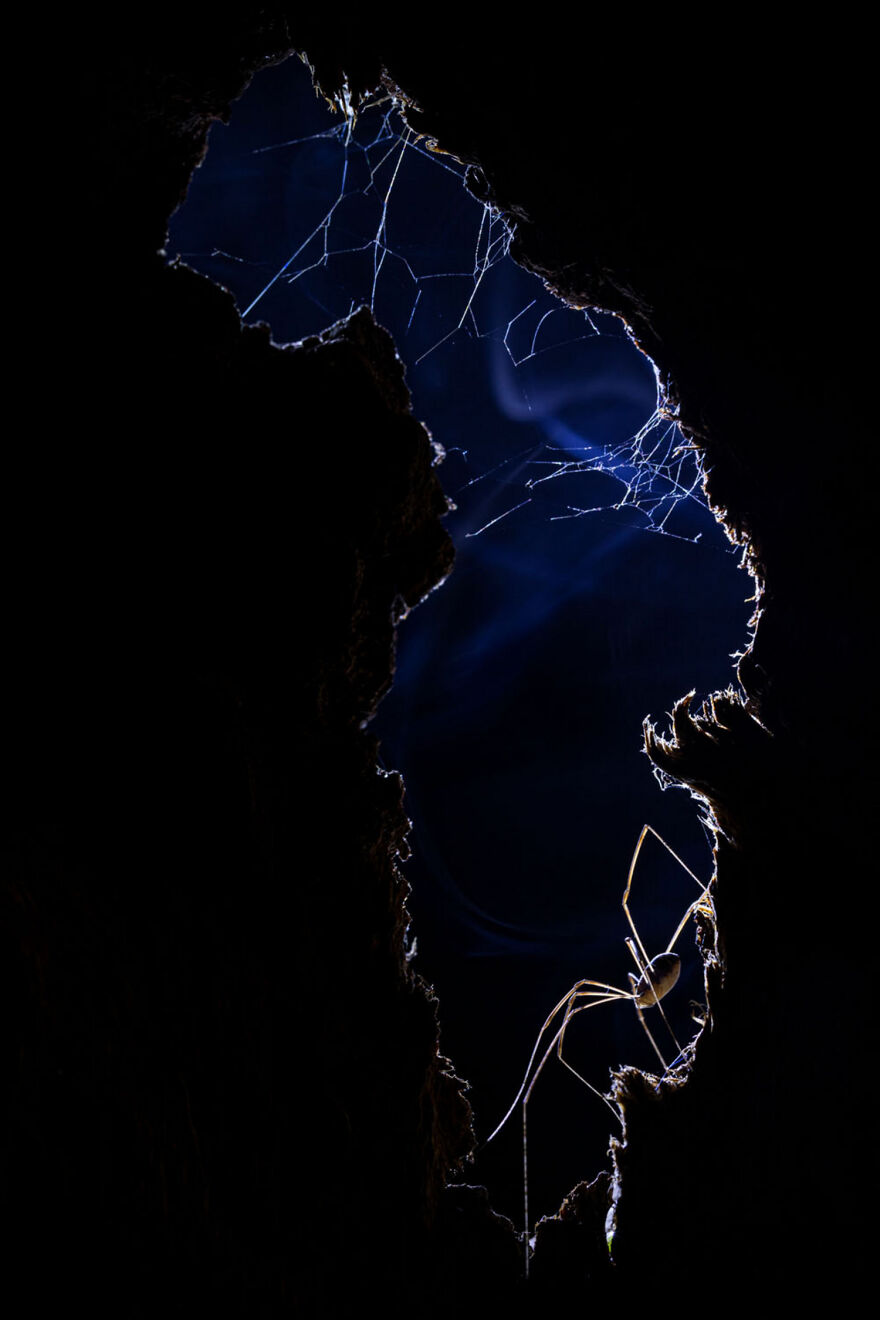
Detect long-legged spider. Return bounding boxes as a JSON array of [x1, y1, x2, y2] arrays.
[[484, 823, 715, 1274]]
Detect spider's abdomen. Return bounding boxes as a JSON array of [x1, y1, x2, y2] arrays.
[[630, 952, 681, 1007]]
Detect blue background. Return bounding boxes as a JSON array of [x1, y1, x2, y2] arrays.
[[169, 55, 749, 1225]]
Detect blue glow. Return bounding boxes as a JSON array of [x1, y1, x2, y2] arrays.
[[169, 55, 749, 1223]]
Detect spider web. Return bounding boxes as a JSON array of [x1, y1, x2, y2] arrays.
[[167, 55, 748, 1228], [170, 56, 708, 543]]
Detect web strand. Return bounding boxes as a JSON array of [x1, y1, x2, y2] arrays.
[[178, 79, 711, 542]]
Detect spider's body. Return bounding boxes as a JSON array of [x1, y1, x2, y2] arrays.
[[485, 823, 715, 1276], [629, 951, 681, 1007]]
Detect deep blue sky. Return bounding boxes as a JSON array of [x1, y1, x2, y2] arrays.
[[169, 55, 750, 1225]]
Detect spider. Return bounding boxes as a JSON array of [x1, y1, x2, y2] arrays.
[[484, 823, 715, 1273]]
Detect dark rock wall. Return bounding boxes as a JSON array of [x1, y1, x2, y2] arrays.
[[12, 8, 873, 1313]]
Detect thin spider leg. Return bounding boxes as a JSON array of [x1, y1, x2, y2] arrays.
[[642, 823, 705, 890], [625, 933, 685, 1057], [637, 823, 715, 954], [622, 824, 653, 965], [664, 888, 715, 956], [565, 978, 641, 998], [554, 996, 626, 1124], [485, 1006, 571, 1147], [634, 1001, 671, 1071], [622, 824, 711, 1057], [485, 980, 633, 1144], [626, 935, 646, 974], [520, 991, 626, 1280], [623, 823, 714, 959], [642, 992, 684, 1060], [622, 930, 685, 1072], [517, 823, 707, 1277], [555, 1052, 623, 1119], [523, 1106, 530, 1277], [523, 993, 628, 1107]]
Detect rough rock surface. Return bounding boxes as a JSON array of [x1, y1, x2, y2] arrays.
[[12, 9, 874, 1314]]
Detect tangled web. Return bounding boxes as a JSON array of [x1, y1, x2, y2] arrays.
[[167, 58, 749, 1230], [172, 56, 707, 541]]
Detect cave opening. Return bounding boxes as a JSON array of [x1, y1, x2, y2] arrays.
[[168, 51, 751, 1230]]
